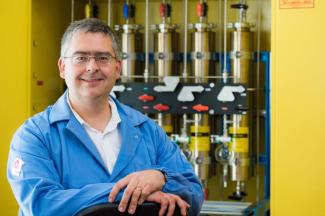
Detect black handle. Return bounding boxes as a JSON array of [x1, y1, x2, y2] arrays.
[[231, 3, 249, 10]]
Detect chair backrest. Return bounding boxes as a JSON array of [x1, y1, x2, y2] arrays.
[[76, 202, 182, 216]]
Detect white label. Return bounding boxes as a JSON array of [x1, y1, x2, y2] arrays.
[[12, 158, 24, 177]]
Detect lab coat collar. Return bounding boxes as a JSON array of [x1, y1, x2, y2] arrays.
[[49, 91, 71, 124], [109, 95, 150, 180], [109, 118, 142, 181]]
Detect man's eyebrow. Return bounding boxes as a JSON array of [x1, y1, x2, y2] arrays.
[[95, 52, 115, 56], [72, 51, 89, 55]]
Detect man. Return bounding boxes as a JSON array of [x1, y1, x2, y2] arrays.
[[7, 18, 204, 216]]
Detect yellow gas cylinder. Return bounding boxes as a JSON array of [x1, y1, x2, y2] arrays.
[[228, 126, 249, 181], [189, 125, 210, 152], [189, 125, 210, 190], [163, 125, 173, 137]]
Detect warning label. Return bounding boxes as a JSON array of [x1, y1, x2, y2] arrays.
[[280, 0, 314, 9]]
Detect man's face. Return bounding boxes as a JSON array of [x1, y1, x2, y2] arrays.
[[58, 31, 121, 101]]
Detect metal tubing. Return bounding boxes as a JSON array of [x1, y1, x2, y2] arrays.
[[255, 0, 262, 203], [182, 114, 188, 138], [108, 0, 112, 26], [182, 0, 188, 79], [181, 1, 189, 169], [144, 0, 149, 82], [71, 0, 75, 22], [223, 114, 228, 137], [222, 0, 228, 83]]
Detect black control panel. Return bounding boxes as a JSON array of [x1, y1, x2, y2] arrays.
[[113, 80, 248, 115]]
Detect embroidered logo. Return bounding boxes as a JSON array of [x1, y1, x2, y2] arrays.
[[12, 158, 24, 177]]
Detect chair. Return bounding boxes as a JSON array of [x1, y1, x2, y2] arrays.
[[76, 202, 182, 216]]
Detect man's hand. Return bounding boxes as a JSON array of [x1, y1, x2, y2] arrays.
[[146, 191, 190, 216], [108, 170, 166, 214]]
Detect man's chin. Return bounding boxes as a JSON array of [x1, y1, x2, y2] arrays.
[[84, 91, 108, 99]]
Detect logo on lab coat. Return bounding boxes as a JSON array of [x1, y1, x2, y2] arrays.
[[12, 158, 24, 177]]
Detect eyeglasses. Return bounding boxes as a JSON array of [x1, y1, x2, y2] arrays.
[[63, 54, 117, 65]]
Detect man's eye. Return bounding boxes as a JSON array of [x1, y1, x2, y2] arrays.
[[97, 56, 110, 61], [74, 56, 88, 61]]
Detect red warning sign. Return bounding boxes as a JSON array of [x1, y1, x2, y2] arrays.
[[280, 0, 314, 9]]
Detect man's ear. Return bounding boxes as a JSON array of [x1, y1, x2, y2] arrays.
[[58, 58, 66, 79], [115, 60, 122, 79]]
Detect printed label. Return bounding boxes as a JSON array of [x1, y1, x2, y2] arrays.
[[229, 138, 249, 153], [189, 136, 210, 151], [280, 0, 314, 9]]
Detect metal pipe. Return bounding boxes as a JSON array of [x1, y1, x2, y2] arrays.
[[108, 0, 112, 26], [144, 0, 149, 82], [222, 0, 228, 83], [157, 113, 163, 127], [223, 164, 228, 188], [217, 0, 222, 74], [71, 0, 75, 22], [223, 114, 228, 137], [182, 0, 188, 79], [255, 0, 262, 203], [222, 113, 229, 189], [181, 0, 189, 157], [181, 113, 190, 150], [221, 0, 230, 190], [236, 181, 241, 196], [240, 0, 247, 23]]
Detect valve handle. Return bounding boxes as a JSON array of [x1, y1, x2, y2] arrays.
[[160, 3, 166, 17], [231, 3, 249, 10], [129, 4, 135, 18], [166, 3, 171, 17], [123, 3, 129, 19]]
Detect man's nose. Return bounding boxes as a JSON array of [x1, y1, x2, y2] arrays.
[[86, 58, 99, 72]]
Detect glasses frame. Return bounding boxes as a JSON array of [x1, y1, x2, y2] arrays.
[[63, 54, 118, 66]]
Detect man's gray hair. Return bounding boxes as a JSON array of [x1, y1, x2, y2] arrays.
[[60, 18, 120, 58]]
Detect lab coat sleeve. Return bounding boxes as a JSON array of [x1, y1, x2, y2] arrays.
[[152, 124, 204, 216], [7, 121, 123, 216]]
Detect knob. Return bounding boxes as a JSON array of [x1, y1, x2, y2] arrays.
[[138, 94, 155, 102], [153, 104, 170, 112], [192, 104, 209, 112]]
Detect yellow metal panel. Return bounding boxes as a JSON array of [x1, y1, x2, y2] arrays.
[[0, 0, 31, 215], [0, 0, 69, 214], [30, 0, 69, 114], [272, 1, 325, 215]]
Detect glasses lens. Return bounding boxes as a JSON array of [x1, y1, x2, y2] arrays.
[[96, 55, 111, 64], [72, 55, 88, 64]]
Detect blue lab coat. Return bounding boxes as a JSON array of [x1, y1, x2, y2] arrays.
[[7, 92, 204, 216]]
